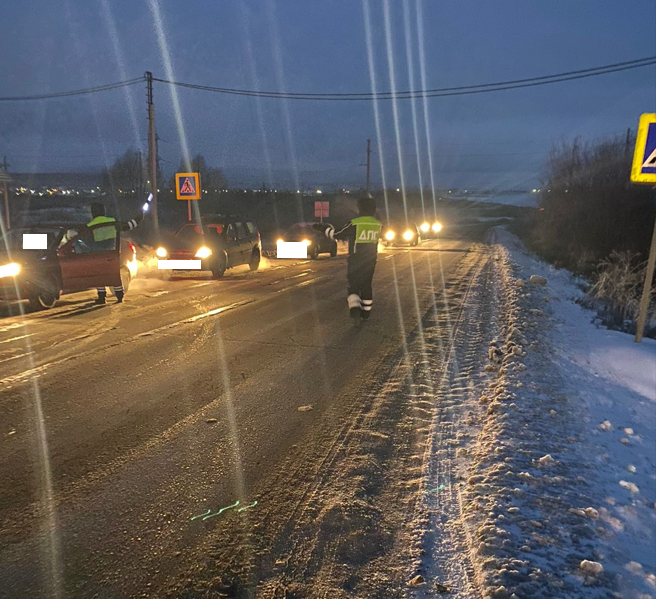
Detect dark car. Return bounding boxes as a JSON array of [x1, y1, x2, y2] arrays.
[[156, 215, 261, 278], [381, 221, 421, 247], [278, 222, 337, 259], [0, 223, 137, 310], [417, 217, 444, 239]]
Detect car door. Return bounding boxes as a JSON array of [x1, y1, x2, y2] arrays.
[[57, 224, 121, 291], [224, 222, 241, 266], [235, 222, 250, 264]]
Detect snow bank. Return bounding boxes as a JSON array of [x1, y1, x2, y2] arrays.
[[463, 227, 656, 599]]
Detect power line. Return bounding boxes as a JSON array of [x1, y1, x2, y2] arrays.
[[152, 56, 656, 101], [1, 57, 653, 103], [0, 78, 144, 102]]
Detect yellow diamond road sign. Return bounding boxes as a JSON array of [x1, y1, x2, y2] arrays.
[[631, 113, 656, 184]]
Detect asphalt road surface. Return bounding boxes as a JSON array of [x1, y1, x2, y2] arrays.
[[0, 232, 484, 598]]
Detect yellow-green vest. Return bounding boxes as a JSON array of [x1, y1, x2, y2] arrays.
[[87, 216, 117, 242]]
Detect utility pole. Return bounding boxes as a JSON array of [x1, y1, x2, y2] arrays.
[[146, 72, 159, 230], [366, 139, 372, 195], [360, 139, 373, 195], [0, 163, 11, 231]]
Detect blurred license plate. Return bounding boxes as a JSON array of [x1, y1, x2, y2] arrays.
[[158, 260, 201, 269], [277, 241, 308, 259]]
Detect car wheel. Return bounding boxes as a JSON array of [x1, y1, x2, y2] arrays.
[[120, 266, 131, 294], [212, 252, 227, 279], [29, 278, 58, 311], [249, 248, 261, 271], [330, 243, 337, 257], [309, 244, 319, 260]]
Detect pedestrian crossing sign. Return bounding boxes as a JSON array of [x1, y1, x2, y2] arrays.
[[175, 172, 201, 200], [631, 114, 656, 184]]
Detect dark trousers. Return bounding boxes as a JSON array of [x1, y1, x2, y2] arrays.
[[96, 286, 123, 298], [347, 256, 376, 316]]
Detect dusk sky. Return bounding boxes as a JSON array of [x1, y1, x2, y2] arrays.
[[1, 0, 654, 190]]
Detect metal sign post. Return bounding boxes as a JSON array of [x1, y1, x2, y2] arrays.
[[630, 113, 656, 342]]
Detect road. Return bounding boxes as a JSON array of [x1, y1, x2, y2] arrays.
[[0, 232, 487, 599]]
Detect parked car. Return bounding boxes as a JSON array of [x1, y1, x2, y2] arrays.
[[156, 215, 261, 278], [278, 222, 337, 259], [381, 221, 421, 247], [0, 223, 137, 310]]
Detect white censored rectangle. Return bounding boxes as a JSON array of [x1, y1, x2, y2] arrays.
[[158, 260, 202, 269], [23, 233, 48, 250], [277, 241, 308, 259]]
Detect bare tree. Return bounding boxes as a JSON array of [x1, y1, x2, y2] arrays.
[[101, 149, 147, 199]]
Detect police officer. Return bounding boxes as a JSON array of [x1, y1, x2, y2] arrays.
[[318, 194, 382, 321], [87, 202, 143, 304]]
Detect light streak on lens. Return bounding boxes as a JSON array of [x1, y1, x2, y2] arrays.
[[147, 0, 191, 172], [239, 4, 275, 193], [100, 0, 144, 155], [402, 1, 426, 219], [362, 0, 390, 221], [382, 0, 409, 221], [265, 0, 302, 219], [0, 213, 63, 597], [416, 0, 438, 216]]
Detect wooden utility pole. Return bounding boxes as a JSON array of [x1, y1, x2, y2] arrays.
[[146, 72, 159, 230], [365, 138, 372, 195], [630, 113, 656, 342], [635, 212, 656, 342], [0, 162, 11, 230]]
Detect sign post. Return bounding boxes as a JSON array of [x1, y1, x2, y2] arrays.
[[314, 201, 329, 223], [175, 173, 201, 222], [630, 113, 656, 343], [0, 168, 11, 230]]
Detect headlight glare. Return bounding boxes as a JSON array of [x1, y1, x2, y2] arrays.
[[156, 246, 167, 258], [384, 230, 395, 241], [420, 222, 430, 232], [403, 230, 414, 241], [432, 221, 443, 233], [195, 246, 212, 259], [0, 263, 21, 278]]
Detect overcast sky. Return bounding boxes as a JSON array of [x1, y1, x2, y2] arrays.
[[0, 0, 654, 189]]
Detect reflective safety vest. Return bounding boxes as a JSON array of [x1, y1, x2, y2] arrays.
[[87, 216, 117, 242], [352, 216, 381, 245]]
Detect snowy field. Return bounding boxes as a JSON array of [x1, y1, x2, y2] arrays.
[[424, 228, 656, 599]]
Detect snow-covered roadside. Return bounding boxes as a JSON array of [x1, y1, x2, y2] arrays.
[[458, 227, 655, 599], [494, 227, 655, 596]]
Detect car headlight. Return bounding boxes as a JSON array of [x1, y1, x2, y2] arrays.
[[277, 238, 284, 244], [432, 221, 443, 233], [384, 230, 395, 241], [0, 263, 20, 278], [301, 239, 312, 246], [156, 246, 167, 258], [195, 246, 212, 259], [420, 222, 430, 233], [403, 230, 414, 241]]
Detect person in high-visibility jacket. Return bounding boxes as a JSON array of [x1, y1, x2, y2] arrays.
[[87, 202, 143, 304], [317, 194, 382, 321]]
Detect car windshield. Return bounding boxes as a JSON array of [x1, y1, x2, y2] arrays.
[[287, 224, 314, 236], [0, 227, 63, 251]]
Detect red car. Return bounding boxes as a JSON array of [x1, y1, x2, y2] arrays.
[[0, 223, 137, 310]]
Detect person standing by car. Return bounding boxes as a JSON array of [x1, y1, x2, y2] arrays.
[[317, 194, 382, 322], [87, 202, 143, 304]]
